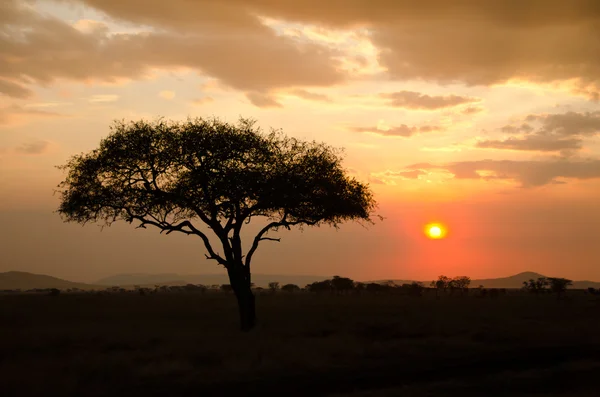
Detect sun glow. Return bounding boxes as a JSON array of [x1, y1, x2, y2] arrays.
[[425, 223, 447, 239]]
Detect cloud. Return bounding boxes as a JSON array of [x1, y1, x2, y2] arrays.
[[0, 79, 34, 99], [9, 1, 600, 100], [405, 159, 600, 187], [15, 140, 51, 155], [369, 169, 428, 185], [476, 136, 582, 152], [500, 123, 534, 134], [246, 92, 283, 108], [190, 97, 214, 106], [1, 0, 345, 100], [288, 89, 330, 102], [88, 94, 120, 103], [479, 111, 600, 153], [72, 19, 109, 35], [351, 124, 442, 137], [379, 91, 479, 110], [462, 106, 484, 115], [535, 111, 600, 136], [158, 90, 175, 100], [168, 0, 600, 97], [0, 104, 66, 126], [385, 170, 426, 179]]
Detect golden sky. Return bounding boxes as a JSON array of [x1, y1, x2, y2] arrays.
[[1, 0, 600, 282]]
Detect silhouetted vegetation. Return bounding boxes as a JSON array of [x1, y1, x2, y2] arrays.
[[522, 277, 573, 298], [1, 286, 599, 397], [523, 277, 550, 294], [56, 117, 377, 331], [547, 277, 573, 298], [281, 284, 300, 293], [268, 282, 280, 293]]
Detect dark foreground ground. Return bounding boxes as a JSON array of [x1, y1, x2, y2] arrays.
[[1, 291, 599, 396]]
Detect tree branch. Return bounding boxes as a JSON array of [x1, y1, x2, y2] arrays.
[[127, 212, 227, 266], [244, 213, 318, 269], [260, 237, 281, 242]]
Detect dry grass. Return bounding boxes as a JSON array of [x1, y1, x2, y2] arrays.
[[1, 291, 599, 396]]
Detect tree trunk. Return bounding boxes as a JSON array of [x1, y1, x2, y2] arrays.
[[228, 266, 256, 332]]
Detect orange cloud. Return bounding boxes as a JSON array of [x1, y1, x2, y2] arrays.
[[0, 104, 67, 126], [15, 140, 52, 155], [1, 0, 346, 100], [477, 111, 600, 153], [405, 159, 600, 187], [379, 91, 479, 110], [462, 106, 485, 115], [246, 92, 283, 108], [160, 0, 600, 97], [351, 124, 443, 137], [288, 89, 331, 102], [0, 79, 33, 99]]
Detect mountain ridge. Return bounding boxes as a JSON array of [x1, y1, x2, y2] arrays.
[[372, 271, 600, 290], [1, 270, 599, 291]]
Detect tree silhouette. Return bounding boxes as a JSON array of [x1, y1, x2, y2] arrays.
[[522, 277, 549, 294], [56, 117, 376, 331], [431, 275, 451, 298], [281, 283, 300, 293], [331, 276, 355, 294], [547, 277, 573, 299], [450, 276, 471, 295], [402, 282, 424, 297], [307, 280, 333, 293], [268, 282, 280, 293]]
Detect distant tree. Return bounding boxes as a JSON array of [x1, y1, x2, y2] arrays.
[[220, 284, 233, 293], [354, 282, 365, 294], [587, 287, 598, 295], [431, 275, 451, 298], [547, 277, 573, 299], [365, 282, 384, 294], [522, 277, 549, 294], [450, 276, 471, 295], [56, 117, 377, 331], [48, 288, 60, 296], [331, 276, 355, 293], [307, 280, 333, 293], [402, 282, 425, 297], [268, 282, 280, 293], [281, 283, 300, 293]]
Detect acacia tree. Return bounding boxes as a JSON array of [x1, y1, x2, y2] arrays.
[[56, 117, 376, 331], [522, 277, 549, 294], [431, 275, 451, 298], [547, 277, 573, 299]]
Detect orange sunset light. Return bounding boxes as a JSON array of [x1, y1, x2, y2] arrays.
[[425, 223, 447, 239]]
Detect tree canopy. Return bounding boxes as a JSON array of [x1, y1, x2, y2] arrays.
[[56, 117, 377, 330]]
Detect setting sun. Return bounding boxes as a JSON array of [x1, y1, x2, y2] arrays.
[[425, 223, 447, 239]]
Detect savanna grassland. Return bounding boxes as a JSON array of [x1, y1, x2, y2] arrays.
[[1, 291, 599, 397]]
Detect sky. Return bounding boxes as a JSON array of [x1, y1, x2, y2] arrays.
[[1, 0, 600, 283]]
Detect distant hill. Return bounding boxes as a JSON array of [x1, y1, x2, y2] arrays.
[[95, 273, 330, 288], [0, 271, 101, 291], [372, 271, 600, 289], [2, 270, 599, 291]]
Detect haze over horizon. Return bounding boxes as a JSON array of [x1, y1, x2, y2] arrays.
[[1, 0, 600, 283]]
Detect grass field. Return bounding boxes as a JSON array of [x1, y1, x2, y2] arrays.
[[1, 291, 599, 396]]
